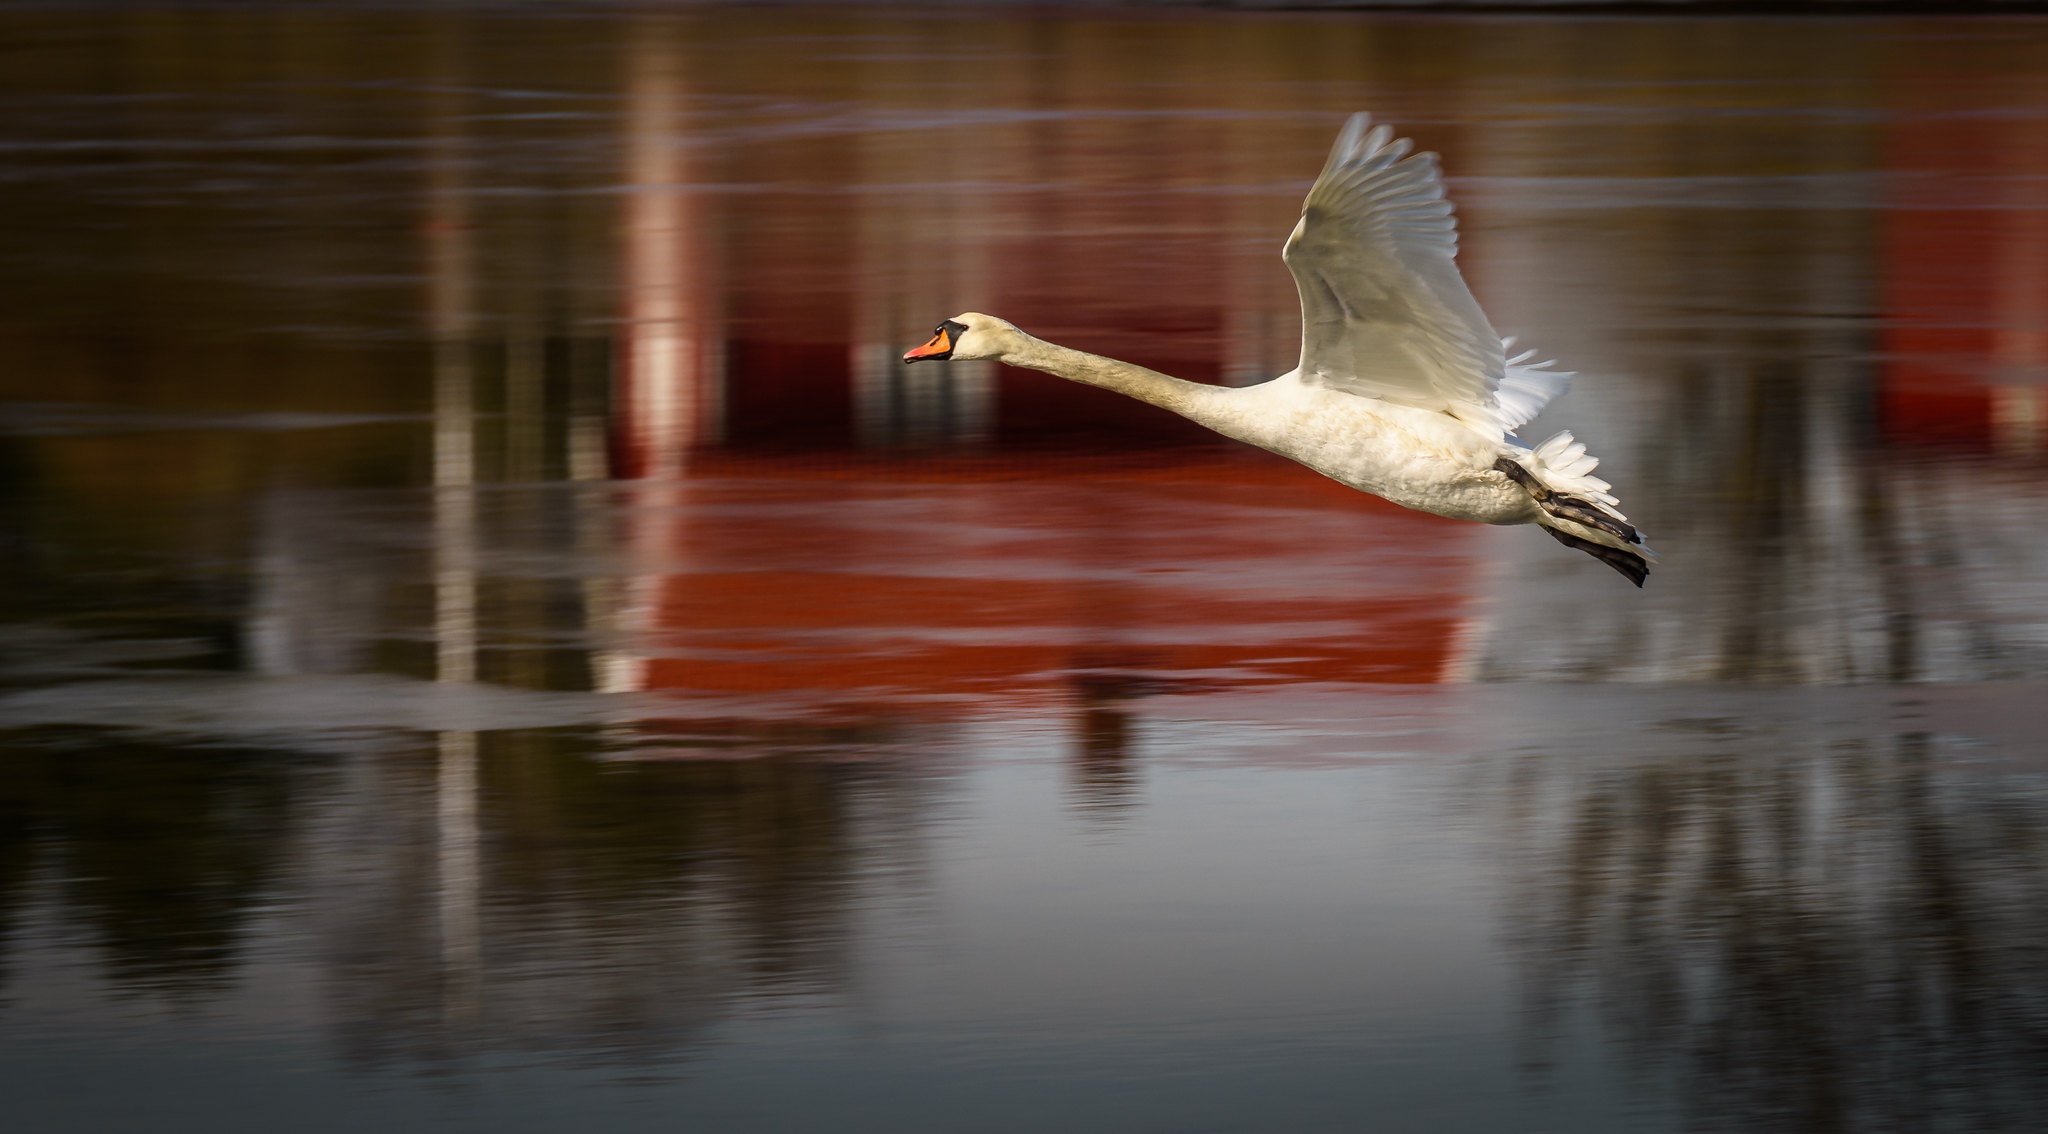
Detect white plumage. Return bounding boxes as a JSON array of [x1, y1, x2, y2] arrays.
[[905, 113, 1654, 585]]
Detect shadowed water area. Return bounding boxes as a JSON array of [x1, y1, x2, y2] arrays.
[[3, 8, 2048, 1132]]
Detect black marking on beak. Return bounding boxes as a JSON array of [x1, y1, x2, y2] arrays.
[[904, 319, 970, 363]]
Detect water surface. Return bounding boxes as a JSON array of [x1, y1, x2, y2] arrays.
[[4, 9, 2048, 1132]]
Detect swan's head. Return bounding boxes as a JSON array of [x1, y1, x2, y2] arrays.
[[902, 312, 1017, 364]]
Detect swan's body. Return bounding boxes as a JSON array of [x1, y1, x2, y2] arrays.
[[906, 114, 1653, 585], [1184, 374, 1539, 524]]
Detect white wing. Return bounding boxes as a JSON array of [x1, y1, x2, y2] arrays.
[[1285, 114, 1552, 436]]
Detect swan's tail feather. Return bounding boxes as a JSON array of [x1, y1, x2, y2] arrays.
[[1498, 434, 1656, 587], [1529, 430, 1630, 524]]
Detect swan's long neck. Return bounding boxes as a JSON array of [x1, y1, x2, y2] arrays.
[[1002, 333, 1234, 424]]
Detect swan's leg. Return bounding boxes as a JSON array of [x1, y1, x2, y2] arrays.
[[1542, 526, 1649, 588], [1543, 497, 1638, 544], [1493, 458, 1638, 544]]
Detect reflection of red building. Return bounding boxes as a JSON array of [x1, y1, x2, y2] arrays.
[[1882, 80, 2048, 452], [602, 42, 1490, 703], [628, 451, 1481, 707]]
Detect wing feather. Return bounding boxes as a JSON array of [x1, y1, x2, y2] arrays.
[[1284, 114, 1546, 434]]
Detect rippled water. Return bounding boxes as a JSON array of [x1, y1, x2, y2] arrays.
[[4, 9, 2048, 1133]]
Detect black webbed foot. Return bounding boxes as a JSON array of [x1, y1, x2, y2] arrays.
[[1543, 526, 1649, 587]]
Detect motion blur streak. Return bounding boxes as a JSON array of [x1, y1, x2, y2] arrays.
[[1, 10, 2046, 1134]]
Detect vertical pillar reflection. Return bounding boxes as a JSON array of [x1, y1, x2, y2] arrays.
[[619, 23, 716, 477], [599, 21, 718, 695], [426, 61, 482, 1023]]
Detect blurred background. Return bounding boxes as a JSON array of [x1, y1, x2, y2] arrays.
[[3, 7, 2047, 1132]]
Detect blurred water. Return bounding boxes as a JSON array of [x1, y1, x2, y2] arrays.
[[3, 9, 2048, 1133]]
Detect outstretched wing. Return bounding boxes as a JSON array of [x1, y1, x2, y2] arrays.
[[1284, 114, 1520, 434]]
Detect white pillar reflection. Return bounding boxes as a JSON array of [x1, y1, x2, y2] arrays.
[[599, 23, 717, 695], [426, 69, 482, 1023], [619, 23, 718, 476]]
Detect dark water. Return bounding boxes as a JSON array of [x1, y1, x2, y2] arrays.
[[4, 9, 2048, 1132]]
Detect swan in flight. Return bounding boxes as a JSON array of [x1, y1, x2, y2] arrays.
[[904, 114, 1653, 585]]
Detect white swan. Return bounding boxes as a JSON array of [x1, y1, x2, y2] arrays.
[[904, 114, 1654, 585]]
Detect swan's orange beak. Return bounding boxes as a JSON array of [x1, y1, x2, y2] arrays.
[[903, 327, 953, 363]]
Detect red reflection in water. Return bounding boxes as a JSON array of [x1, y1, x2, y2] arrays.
[[1882, 73, 2048, 453], [618, 450, 1482, 706]]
